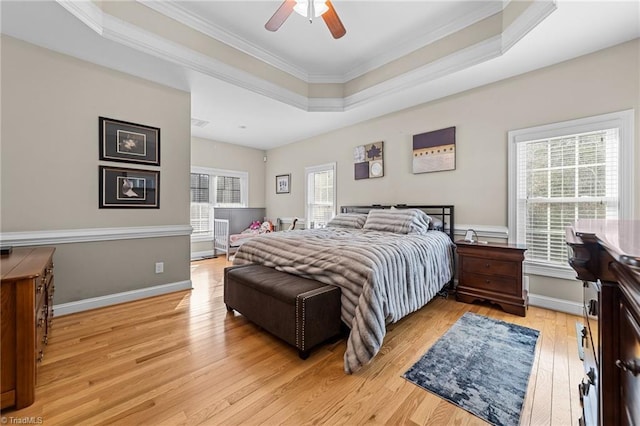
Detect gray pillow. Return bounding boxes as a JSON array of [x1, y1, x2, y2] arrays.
[[326, 213, 368, 229], [363, 208, 431, 234]]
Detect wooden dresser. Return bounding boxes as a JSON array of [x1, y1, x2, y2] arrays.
[[566, 220, 639, 426], [455, 241, 528, 316], [1, 247, 55, 410]]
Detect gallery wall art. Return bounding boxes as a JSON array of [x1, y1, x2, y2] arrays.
[[354, 141, 384, 180], [412, 127, 456, 173], [99, 166, 160, 208], [99, 117, 160, 166]]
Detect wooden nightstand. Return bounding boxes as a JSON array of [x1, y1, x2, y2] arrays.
[[455, 241, 527, 316]]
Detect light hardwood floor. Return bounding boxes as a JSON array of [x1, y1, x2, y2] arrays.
[[6, 257, 584, 425]]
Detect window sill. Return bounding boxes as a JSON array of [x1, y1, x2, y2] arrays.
[[524, 261, 578, 280], [191, 234, 213, 243]]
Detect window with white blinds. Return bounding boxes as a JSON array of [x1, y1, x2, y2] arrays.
[[305, 163, 336, 229], [508, 110, 634, 279], [190, 167, 248, 239], [190, 173, 210, 235]]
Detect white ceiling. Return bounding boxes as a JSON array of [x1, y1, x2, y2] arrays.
[[1, 1, 639, 150]]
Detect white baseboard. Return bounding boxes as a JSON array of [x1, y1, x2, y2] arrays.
[[528, 293, 582, 316], [53, 280, 193, 317], [191, 250, 214, 260]]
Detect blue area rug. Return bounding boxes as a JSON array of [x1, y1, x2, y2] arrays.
[[403, 312, 539, 426]]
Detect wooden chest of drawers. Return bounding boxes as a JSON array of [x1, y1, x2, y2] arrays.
[[1, 247, 55, 410], [567, 220, 640, 426], [455, 241, 527, 316]]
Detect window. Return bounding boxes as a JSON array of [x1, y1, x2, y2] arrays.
[[508, 110, 634, 279], [190, 173, 210, 235], [305, 162, 336, 229], [190, 167, 248, 240]]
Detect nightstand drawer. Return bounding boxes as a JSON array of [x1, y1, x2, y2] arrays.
[[461, 272, 520, 296], [462, 257, 518, 277]]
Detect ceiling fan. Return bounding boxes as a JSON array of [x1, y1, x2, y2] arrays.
[[265, 0, 346, 39]]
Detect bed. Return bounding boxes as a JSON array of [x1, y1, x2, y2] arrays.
[[232, 205, 455, 373], [212, 207, 266, 259]]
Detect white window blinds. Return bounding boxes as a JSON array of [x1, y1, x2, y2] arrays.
[[515, 129, 619, 266], [215, 176, 242, 206], [305, 163, 336, 228], [190, 173, 210, 235], [508, 109, 634, 279], [190, 168, 249, 238]]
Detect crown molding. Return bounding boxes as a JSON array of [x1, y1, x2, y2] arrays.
[[55, 0, 555, 113], [337, 1, 504, 83], [56, 0, 103, 35], [502, 0, 557, 53], [307, 97, 345, 112], [137, 0, 504, 84], [101, 12, 313, 111], [0, 225, 192, 246], [344, 35, 503, 110], [137, 0, 311, 82]]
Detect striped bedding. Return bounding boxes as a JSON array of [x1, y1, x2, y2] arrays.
[[233, 227, 455, 373]]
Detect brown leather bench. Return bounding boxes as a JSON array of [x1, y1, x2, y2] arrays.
[[224, 264, 342, 359]]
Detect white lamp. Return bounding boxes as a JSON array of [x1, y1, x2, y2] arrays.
[[294, 0, 329, 21]]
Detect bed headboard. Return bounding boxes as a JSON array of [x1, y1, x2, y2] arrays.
[[340, 205, 455, 241]]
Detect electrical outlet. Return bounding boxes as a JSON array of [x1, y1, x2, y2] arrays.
[[155, 262, 164, 274]]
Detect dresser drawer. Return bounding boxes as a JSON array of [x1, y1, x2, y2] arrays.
[[461, 272, 520, 296], [462, 256, 519, 277]]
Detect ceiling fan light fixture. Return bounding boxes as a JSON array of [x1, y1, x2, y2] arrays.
[[293, 0, 328, 20]]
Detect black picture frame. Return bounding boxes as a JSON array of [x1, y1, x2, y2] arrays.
[[99, 166, 160, 208], [276, 174, 290, 194], [99, 117, 160, 166]]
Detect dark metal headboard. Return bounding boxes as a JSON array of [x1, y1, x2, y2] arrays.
[[340, 205, 455, 241]]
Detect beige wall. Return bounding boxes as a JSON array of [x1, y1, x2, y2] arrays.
[[265, 39, 640, 303], [190, 136, 266, 255], [0, 36, 192, 304]]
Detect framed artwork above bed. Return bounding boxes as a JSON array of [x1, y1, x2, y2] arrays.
[[354, 141, 384, 180], [412, 127, 455, 173]]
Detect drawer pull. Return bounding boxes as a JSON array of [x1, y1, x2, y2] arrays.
[[485, 263, 490, 268], [485, 279, 490, 284], [615, 359, 640, 376], [586, 367, 596, 384]]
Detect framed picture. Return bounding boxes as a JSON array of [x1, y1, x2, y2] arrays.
[[99, 166, 160, 208], [276, 174, 290, 194], [99, 117, 160, 166], [354, 141, 384, 180], [412, 126, 456, 174]]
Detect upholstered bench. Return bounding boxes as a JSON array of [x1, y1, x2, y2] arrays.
[[224, 264, 342, 359]]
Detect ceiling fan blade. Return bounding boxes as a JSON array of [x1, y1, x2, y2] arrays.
[[265, 0, 296, 32], [322, 0, 346, 39]]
